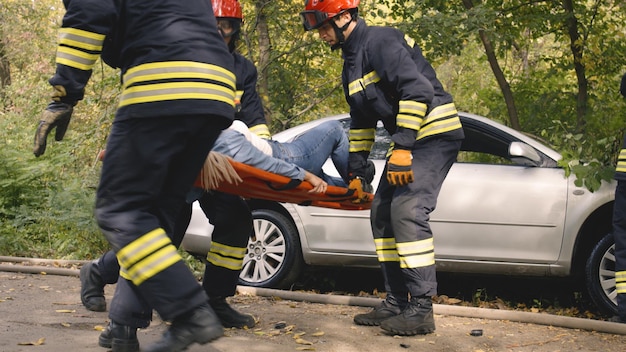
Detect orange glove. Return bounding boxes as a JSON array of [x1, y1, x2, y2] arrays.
[[386, 149, 413, 186], [348, 177, 372, 204]]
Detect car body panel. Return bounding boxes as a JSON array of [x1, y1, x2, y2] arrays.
[[181, 112, 616, 280]]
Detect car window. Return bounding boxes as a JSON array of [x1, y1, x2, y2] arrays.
[[338, 118, 389, 160], [339, 116, 530, 166]]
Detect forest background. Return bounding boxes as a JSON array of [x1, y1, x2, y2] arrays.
[[0, 0, 625, 260]]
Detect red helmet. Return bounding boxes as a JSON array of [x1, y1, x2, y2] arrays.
[[212, 0, 243, 20], [300, 0, 360, 31]]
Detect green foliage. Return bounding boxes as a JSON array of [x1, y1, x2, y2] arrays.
[[0, 0, 624, 260], [541, 120, 620, 192]]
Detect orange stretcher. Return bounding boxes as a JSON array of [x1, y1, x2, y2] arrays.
[[97, 149, 373, 210], [194, 158, 373, 211]]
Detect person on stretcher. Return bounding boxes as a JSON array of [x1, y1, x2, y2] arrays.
[[205, 122, 335, 194], [225, 119, 353, 188]]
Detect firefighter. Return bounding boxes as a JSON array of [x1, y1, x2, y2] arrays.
[[33, 1, 236, 351], [613, 72, 626, 324], [79, 0, 262, 331], [300, 0, 464, 336]]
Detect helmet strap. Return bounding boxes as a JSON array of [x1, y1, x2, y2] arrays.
[[329, 10, 357, 50]]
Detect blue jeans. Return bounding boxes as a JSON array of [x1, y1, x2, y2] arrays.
[[269, 120, 349, 187]]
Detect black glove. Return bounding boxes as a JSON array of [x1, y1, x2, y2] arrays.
[[33, 101, 74, 157]]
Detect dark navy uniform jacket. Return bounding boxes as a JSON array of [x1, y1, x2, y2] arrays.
[[50, 0, 236, 124], [233, 52, 269, 138], [340, 19, 463, 174]]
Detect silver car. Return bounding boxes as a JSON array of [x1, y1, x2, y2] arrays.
[[181, 112, 619, 315]]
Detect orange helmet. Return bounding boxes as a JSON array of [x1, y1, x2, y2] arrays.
[[300, 0, 360, 31], [212, 0, 243, 20]]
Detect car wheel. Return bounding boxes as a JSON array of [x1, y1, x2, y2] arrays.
[[238, 209, 304, 288], [585, 233, 618, 315]]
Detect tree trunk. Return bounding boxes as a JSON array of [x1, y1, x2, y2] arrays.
[[253, 0, 272, 125], [562, 0, 588, 132], [0, 26, 11, 101], [462, 0, 521, 130]]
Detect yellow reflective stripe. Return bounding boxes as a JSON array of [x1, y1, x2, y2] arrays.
[[375, 237, 397, 249], [119, 82, 236, 107], [396, 114, 423, 130], [235, 90, 244, 102], [56, 46, 100, 70], [397, 238, 435, 269], [120, 61, 235, 108], [374, 237, 399, 262], [126, 245, 180, 285], [59, 28, 104, 51], [349, 128, 375, 153], [348, 71, 380, 96], [207, 254, 244, 271], [123, 61, 235, 90], [399, 100, 428, 118], [117, 229, 170, 268], [396, 238, 434, 255], [416, 103, 462, 140], [404, 34, 416, 48], [205, 242, 246, 271], [209, 241, 246, 259], [250, 124, 271, 139], [617, 270, 626, 294], [349, 140, 374, 153], [116, 228, 182, 286], [400, 251, 435, 268], [349, 128, 376, 141], [617, 149, 626, 172]]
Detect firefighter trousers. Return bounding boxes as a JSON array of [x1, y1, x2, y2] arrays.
[[371, 138, 461, 300], [174, 191, 253, 298], [95, 115, 227, 328], [613, 180, 626, 320]]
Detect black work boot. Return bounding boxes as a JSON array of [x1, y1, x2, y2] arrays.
[[209, 296, 256, 328], [142, 304, 223, 352], [98, 321, 139, 352], [354, 299, 404, 326], [380, 296, 435, 336], [80, 262, 106, 312]]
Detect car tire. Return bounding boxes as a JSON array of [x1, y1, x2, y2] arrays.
[[585, 232, 618, 315], [238, 209, 304, 288]]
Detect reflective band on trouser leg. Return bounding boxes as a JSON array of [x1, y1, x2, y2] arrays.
[[375, 237, 399, 263], [117, 228, 182, 286], [206, 241, 246, 271], [396, 238, 435, 269], [617, 271, 626, 294]]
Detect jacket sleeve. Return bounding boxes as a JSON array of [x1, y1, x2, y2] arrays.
[[367, 29, 434, 149], [48, 0, 116, 104], [236, 56, 270, 139], [347, 105, 377, 178]]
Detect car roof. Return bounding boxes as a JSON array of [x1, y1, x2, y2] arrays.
[[274, 112, 562, 162]]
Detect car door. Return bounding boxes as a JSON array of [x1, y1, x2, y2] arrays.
[[432, 117, 569, 268]]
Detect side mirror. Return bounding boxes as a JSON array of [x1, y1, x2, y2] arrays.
[[509, 141, 542, 167]]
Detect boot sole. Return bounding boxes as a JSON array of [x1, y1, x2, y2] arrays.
[[353, 318, 384, 326], [380, 325, 435, 336], [193, 325, 224, 345]]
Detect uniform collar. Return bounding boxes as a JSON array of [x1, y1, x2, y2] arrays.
[[341, 18, 367, 56]]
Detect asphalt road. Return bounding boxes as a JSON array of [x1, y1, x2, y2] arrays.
[[1, 269, 626, 352]]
